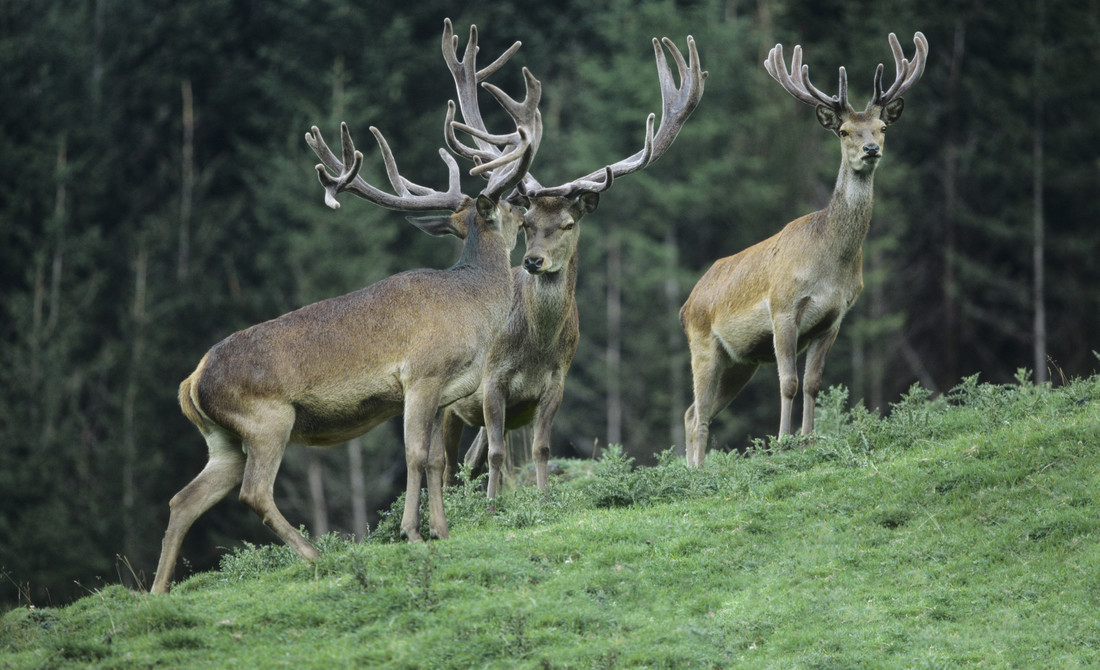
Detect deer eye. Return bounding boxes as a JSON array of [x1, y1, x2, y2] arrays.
[[880, 126, 887, 133], [839, 129, 849, 137], [561, 223, 575, 232]]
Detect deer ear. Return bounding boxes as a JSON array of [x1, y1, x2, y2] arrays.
[[475, 194, 499, 221], [574, 191, 600, 215], [815, 105, 842, 133], [881, 98, 905, 124], [406, 214, 467, 239]]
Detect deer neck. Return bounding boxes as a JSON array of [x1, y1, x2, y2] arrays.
[[822, 161, 876, 261], [456, 219, 510, 278], [522, 253, 578, 340]]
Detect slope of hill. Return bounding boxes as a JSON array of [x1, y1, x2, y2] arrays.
[[3, 371, 1098, 669]]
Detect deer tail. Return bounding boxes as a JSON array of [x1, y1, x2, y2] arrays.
[[178, 365, 208, 433]]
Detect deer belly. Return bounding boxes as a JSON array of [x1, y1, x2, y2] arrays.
[[290, 396, 403, 447], [713, 301, 776, 364], [793, 296, 844, 351]]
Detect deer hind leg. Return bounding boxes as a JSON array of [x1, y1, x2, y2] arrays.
[[400, 384, 446, 542], [425, 408, 451, 540], [237, 408, 320, 562], [463, 428, 489, 477], [440, 408, 465, 487], [687, 337, 755, 466], [152, 428, 245, 594], [801, 328, 840, 437]]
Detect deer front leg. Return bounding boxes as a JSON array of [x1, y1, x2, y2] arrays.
[[801, 328, 839, 436], [532, 378, 566, 493], [772, 316, 800, 438], [483, 382, 508, 499]]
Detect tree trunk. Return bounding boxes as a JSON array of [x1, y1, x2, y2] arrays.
[[941, 20, 966, 386], [348, 437, 367, 540], [869, 246, 886, 412], [122, 243, 148, 564], [605, 230, 622, 447], [1032, 0, 1048, 384], [664, 227, 685, 453], [178, 78, 194, 282], [307, 451, 330, 537]]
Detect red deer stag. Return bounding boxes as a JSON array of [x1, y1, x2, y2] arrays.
[[150, 69, 540, 593], [680, 32, 927, 465], [438, 19, 706, 496]]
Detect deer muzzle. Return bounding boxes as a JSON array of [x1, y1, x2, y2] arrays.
[[523, 255, 548, 274]]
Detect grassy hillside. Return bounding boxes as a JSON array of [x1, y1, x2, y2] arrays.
[[3, 371, 1099, 669]]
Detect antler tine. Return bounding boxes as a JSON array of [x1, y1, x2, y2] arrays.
[[650, 35, 708, 157], [871, 31, 928, 108], [765, 42, 849, 112], [305, 122, 467, 212], [444, 100, 500, 165], [441, 18, 523, 158], [457, 66, 541, 201], [529, 35, 706, 198], [305, 124, 364, 209]]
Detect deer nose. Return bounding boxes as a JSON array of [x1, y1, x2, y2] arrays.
[[863, 143, 881, 157], [523, 256, 545, 273]]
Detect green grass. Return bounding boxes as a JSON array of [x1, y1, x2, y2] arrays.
[[3, 371, 1099, 669]]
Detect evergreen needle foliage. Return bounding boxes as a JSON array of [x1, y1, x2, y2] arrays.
[[2, 374, 1098, 668]]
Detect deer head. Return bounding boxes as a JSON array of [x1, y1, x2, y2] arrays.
[[765, 32, 927, 174]]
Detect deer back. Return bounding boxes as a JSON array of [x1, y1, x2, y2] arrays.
[[190, 198, 522, 446]]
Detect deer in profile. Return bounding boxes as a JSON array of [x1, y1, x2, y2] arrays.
[[436, 19, 706, 497], [150, 67, 540, 594], [680, 32, 927, 465]]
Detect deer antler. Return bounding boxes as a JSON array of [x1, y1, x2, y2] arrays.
[[464, 66, 542, 201], [764, 42, 851, 113], [306, 55, 540, 211], [442, 20, 705, 199], [440, 19, 530, 164], [766, 31, 928, 114], [529, 35, 707, 197], [305, 123, 468, 212], [869, 32, 928, 109]]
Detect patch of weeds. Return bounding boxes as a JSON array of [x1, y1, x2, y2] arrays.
[[370, 491, 411, 542], [575, 446, 733, 509], [443, 464, 493, 529], [217, 539, 300, 582], [580, 444, 637, 507], [492, 484, 568, 528], [0, 606, 59, 652]]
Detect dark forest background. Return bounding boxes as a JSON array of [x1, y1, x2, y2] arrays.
[[2, 0, 1098, 607]]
